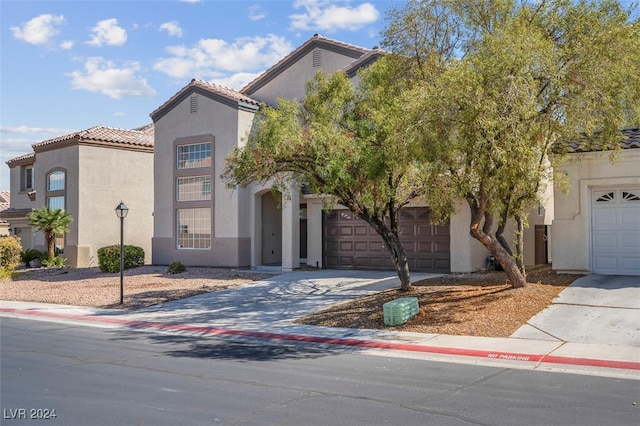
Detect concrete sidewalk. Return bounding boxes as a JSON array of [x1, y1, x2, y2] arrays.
[[1, 270, 639, 379]]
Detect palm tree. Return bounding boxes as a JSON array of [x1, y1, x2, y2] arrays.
[[28, 207, 73, 261]]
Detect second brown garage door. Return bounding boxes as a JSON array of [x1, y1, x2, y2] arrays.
[[323, 207, 450, 273]]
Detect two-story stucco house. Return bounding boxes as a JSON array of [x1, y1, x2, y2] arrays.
[[150, 34, 552, 273], [552, 128, 640, 276], [2, 124, 155, 268]]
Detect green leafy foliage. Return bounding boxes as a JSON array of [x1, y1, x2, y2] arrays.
[[223, 64, 440, 290], [381, 0, 640, 287], [41, 256, 67, 268], [167, 261, 186, 274], [97, 245, 145, 273], [0, 236, 22, 272], [20, 248, 42, 268], [28, 207, 73, 261]]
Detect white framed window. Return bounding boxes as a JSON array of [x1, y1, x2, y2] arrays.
[[177, 208, 211, 249], [177, 176, 212, 201], [22, 166, 34, 191], [177, 142, 212, 169]]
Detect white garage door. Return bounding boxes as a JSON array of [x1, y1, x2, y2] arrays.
[[591, 188, 640, 275]]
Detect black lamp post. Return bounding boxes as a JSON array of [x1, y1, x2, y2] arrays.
[[114, 202, 129, 304]]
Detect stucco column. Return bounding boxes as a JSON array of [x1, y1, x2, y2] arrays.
[[281, 185, 300, 271], [306, 198, 323, 269]]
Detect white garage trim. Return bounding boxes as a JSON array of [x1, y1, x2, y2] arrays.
[[591, 187, 640, 275]]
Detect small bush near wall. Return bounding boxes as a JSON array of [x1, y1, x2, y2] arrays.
[[97, 245, 145, 273], [167, 261, 186, 274], [0, 236, 23, 274]]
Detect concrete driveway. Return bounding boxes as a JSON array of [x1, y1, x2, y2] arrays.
[[511, 275, 640, 347]]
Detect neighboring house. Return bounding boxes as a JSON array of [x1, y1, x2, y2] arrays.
[[1, 125, 155, 267], [151, 34, 551, 273], [552, 128, 640, 276], [0, 190, 10, 236]]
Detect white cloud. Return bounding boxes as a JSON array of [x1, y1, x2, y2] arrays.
[[87, 18, 127, 46], [153, 34, 293, 89], [67, 57, 157, 99], [10, 14, 65, 45], [60, 40, 74, 50], [290, 0, 379, 32], [159, 21, 183, 37], [1, 126, 74, 135], [248, 5, 267, 21]]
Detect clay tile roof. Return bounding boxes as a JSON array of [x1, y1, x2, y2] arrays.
[[150, 79, 260, 121], [0, 190, 9, 211], [566, 128, 640, 153], [621, 128, 640, 149], [31, 124, 154, 151], [6, 152, 35, 166], [240, 34, 373, 95]]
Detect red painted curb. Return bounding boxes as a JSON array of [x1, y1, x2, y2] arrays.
[[2, 307, 639, 371]]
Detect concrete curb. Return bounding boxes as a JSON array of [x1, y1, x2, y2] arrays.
[[2, 307, 639, 372]]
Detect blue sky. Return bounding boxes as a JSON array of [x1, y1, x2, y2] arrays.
[[0, 0, 405, 189]]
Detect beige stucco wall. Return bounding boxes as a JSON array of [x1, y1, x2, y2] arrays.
[[552, 149, 640, 274], [76, 144, 154, 267], [248, 47, 361, 105], [152, 92, 254, 267]]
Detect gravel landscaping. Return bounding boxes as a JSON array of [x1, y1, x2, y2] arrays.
[[1, 264, 584, 338]]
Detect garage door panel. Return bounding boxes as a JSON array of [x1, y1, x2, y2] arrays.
[[339, 241, 353, 251], [354, 226, 369, 236], [354, 241, 368, 251], [593, 233, 617, 249], [324, 207, 450, 273], [621, 210, 640, 226], [622, 257, 640, 273], [340, 226, 353, 236], [591, 188, 640, 276], [621, 234, 640, 249]]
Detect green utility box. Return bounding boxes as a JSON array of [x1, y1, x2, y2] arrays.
[[383, 297, 419, 326]]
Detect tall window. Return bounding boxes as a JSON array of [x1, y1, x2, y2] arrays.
[[22, 166, 34, 191], [46, 169, 66, 209], [177, 208, 211, 249], [177, 142, 212, 169], [45, 169, 67, 254], [175, 138, 213, 250], [177, 176, 212, 201]]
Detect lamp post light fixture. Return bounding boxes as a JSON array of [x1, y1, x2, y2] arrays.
[[114, 201, 129, 304]]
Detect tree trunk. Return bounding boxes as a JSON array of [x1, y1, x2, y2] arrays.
[[468, 197, 527, 288], [364, 216, 412, 290], [515, 214, 526, 278], [382, 231, 412, 291], [46, 233, 55, 261]]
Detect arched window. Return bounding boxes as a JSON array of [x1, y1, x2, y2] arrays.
[[46, 169, 66, 209]]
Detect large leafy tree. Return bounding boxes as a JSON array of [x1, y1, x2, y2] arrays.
[[28, 207, 73, 261], [223, 62, 442, 290], [383, 0, 640, 287]]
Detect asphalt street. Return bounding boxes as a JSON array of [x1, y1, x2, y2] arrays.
[[2, 317, 639, 426]]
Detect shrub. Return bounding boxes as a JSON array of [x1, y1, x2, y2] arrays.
[[97, 245, 145, 273], [167, 261, 186, 274], [21, 248, 42, 268], [0, 236, 22, 272], [41, 256, 67, 268]]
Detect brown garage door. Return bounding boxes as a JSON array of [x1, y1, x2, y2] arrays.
[[323, 207, 450, 272]]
